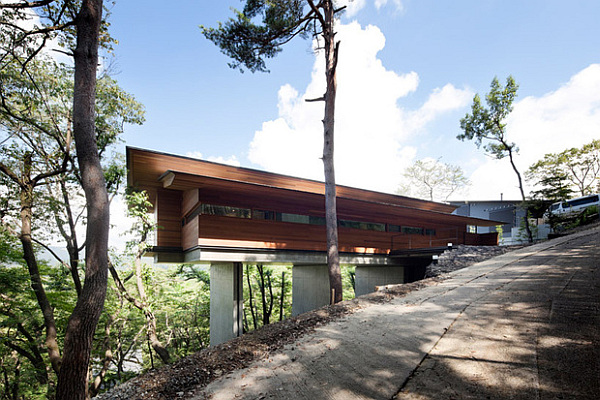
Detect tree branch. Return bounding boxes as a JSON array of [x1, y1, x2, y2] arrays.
[[0, 1, 56, 9], [305, 95, 325, 102]]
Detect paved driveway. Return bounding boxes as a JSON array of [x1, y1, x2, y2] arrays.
[[197, 227, 600, 400]]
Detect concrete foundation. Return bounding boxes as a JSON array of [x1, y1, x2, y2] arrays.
[[354, 265, 405, 297], [210, 262, 243, 346], [292, 265, 331, 316]]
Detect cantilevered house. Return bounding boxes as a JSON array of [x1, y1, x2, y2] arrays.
[[127, 147, 500, 344]]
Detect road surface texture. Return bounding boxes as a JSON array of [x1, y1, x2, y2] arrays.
[[196, 227, 599, 400]]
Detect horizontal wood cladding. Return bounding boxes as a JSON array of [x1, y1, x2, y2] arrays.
[[191, 215, 469, 253], [127, 147, 457, 214], [128, 147, 501, 254]]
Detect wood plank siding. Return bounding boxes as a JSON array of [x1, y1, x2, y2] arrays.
[[127, 147, 500, 255]]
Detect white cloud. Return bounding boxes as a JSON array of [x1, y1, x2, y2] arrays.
[[339, 0, 367, 17], [248, 21, 471, 193], [466, 64, 600, 200], [207, 155, 241, 166], [375, 0, 404, 13], [339, 0, 404, 17], [186, 151, 241, 166]]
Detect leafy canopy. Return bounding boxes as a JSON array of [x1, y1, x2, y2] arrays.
[[201, 1, 318, 72], [458, 76, 519, 159]]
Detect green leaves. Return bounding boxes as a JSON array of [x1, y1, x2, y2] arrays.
[[528, 139, 600, 198], [200, 0, 309, 73], [458, 76, 519, 160]]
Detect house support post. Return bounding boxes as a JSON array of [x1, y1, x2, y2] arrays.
[[354, 265, 405, 297], [209, 262, 243, 346], [292, 265, 331, 316]]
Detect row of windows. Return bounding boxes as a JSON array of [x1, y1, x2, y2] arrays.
[[183, 203, 437, 235]]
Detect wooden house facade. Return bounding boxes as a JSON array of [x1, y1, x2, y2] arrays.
[[127, 147, 499, 260]]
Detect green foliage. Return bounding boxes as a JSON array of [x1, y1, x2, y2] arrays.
[[527, 139, 600, 198], [201, 0, 309, 72], [458, 76, 519, 159], [342, 266, 355, 301], [0, 1, 118, 67], [243, 264, 292, 331], [548, 205, 599, 232]]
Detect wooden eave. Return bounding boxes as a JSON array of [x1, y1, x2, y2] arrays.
[[126, 146, 458, 214], [160, 170, 501, 228]]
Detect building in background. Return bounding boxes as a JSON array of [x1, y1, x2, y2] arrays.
[[450, 200, 551, 245]]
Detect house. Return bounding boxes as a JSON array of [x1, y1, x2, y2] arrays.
[[450, 200, 551, 244], [127, 147, 502, 344]]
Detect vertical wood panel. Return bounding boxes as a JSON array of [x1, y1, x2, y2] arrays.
[[155, 189, 182, 248]]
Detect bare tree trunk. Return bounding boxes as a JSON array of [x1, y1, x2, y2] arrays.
[[245, 265, 257, 330], [88, 314, 115, 398], [279, 271, 285, 322], [507, 149, 533, 243], [18, 154, 62, 376], [56, 1, 109, 398], [134, 254, 170, 364], [322, 0, 342, 303]]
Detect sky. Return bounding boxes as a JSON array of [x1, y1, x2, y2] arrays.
[[105, 0, 600, 208]]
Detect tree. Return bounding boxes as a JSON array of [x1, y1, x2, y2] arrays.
[[0, 1, 121, 396], [398, 158, 470, 202], [458, 76, 533, 243], [201, 0, 345, 303], [528, 139, 600, 198]]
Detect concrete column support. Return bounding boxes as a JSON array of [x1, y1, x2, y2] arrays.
[[354, 265, 405, 297], [210, 262, 243, 346], [292, 264, 330, 316]]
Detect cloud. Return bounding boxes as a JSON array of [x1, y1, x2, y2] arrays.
[[339, 0, 367, 17], [339, 0, 405, 17], [248, 21, 471, 193], [186, 151, 241, 166], [466, 64, 600, 200], [374, 0, 404, 13]]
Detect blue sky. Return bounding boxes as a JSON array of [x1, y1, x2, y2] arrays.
[[107, 0, 600, 201]]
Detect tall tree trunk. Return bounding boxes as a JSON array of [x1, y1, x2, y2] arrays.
[[245, 265, 257, 330], [135, 254, 170, 364], [279, 271, 285, 322], [56, 1, 109, 399], [507, 149, 533, 243], [322, 0, 342, 303], [18, 154, 62, 376]]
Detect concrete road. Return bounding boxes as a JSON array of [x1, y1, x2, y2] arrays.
[[196, 227, 599, 400]]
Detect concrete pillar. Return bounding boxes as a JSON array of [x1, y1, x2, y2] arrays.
[[292, 265, 330, 316], [354, 266, 405, 297], [210, 262, 243, 346]]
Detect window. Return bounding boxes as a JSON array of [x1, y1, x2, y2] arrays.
[[401, 226, 424, 235], [568, 195, 599, 207], [252, 210, 276, 220], [278, 213, 310, 224], [201, 204, 251, 218], [388, 224, 401, 233], [339, 220, 385, 231]]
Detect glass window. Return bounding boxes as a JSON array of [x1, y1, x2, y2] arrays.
[[401, 226, 424, 235], [278, 213, 310, 224], [252, 210, 275, 220], [201, 204, 251, 218], [388, 224, 401, 233], [339, 220, 385, 231]]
